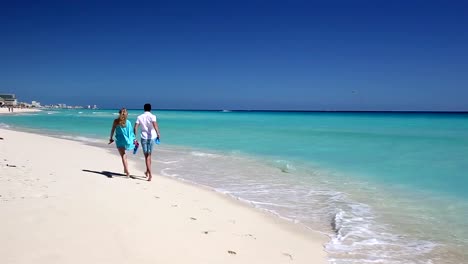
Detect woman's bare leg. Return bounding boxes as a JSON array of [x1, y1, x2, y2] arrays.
[[118, 148, 130, 177]]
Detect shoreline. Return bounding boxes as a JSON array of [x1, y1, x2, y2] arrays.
[[0, 127, 328, 263], [1, 124, 331, 234], [0, 108, 42, 115]]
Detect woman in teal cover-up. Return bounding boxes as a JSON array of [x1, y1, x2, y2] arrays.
[[109, 108, 136, 177]]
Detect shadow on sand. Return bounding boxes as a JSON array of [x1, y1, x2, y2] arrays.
[[82, 169, 147, 180]]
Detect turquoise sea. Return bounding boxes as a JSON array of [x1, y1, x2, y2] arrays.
[[1, 109, 467, 264]]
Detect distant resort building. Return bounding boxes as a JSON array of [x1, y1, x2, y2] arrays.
[[0, 94, 43, 108], [31, 100, 41, 108], [0, 93, 85, 109], [0, 94, 17, 107]]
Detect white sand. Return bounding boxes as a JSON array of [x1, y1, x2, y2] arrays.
[[0, 128, 327, 264], [0, 108, 41, 115]]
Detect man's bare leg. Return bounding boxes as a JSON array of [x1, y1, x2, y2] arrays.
[[144, 153, 152, 181]]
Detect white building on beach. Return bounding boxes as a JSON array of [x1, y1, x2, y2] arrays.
[[0, 94, 17, 107]]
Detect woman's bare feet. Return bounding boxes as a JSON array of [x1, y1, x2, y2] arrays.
[[144, 171, 149, 178]]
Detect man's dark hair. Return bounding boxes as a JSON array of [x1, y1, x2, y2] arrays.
[[144, 103, 151, 112]]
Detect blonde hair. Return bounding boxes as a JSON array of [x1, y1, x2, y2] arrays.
[[118, 108, 128, 127]]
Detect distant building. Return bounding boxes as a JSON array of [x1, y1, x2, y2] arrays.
[[0, 94, 17, 107], [31, 100, 41, 108]]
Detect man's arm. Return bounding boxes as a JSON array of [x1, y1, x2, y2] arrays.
[[134, 122, 139, 139], [152, 121, 160, 138]]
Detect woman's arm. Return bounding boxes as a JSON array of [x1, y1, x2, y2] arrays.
[[109, 120, 117, 144]]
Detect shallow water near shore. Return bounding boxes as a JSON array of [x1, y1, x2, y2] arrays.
[[1, 109, 467, 263]]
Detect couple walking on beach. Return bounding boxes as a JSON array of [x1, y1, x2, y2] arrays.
[[109, 103, 161, 181]]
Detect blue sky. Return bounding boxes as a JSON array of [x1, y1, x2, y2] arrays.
[[1, 0, 467, 110]]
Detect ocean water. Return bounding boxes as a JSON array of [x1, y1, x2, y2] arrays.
[[1, 109, 467, 264]]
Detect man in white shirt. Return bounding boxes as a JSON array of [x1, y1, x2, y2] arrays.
[[134, 103, 161, 181]]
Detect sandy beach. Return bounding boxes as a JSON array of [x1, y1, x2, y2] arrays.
[[0, 128, 327, 264], [0, 108, 41, 115]]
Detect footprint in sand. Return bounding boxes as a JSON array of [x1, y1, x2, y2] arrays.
[[190, 217, 197, 220], [282, 253, 293, 260], [232, 233, 256, 240], [245, 234, 256, 240], [227, 250, 237, 255]]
